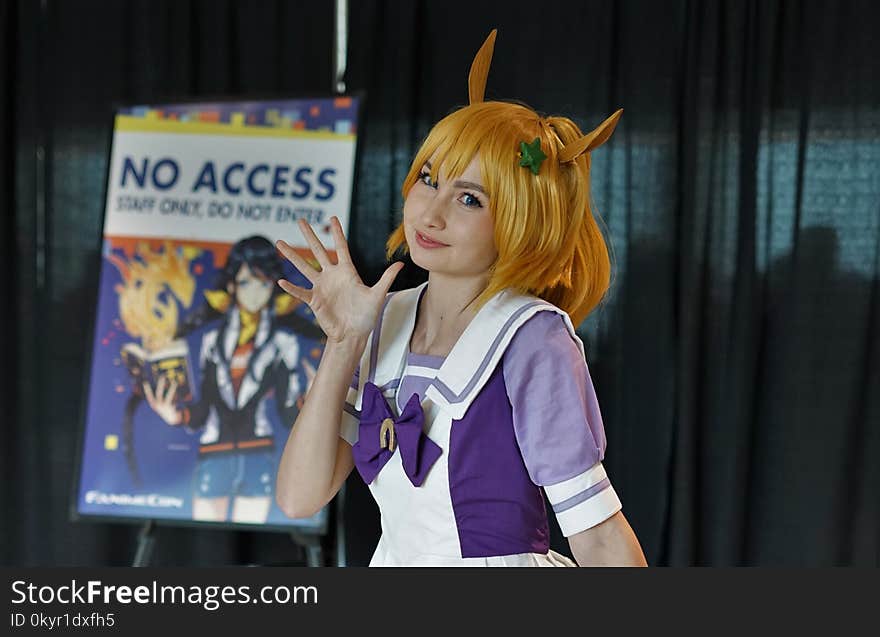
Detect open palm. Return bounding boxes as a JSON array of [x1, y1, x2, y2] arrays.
[[275, 217, 403, 344]]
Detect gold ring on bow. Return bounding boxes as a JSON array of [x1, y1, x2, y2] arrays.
[[379, 417, 396, 452]]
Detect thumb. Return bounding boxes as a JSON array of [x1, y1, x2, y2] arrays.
[[373, 261, 404, 297]]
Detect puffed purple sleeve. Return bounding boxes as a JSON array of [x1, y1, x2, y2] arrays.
[[502, 311, 622, 536], [339, 365, 360, 446]]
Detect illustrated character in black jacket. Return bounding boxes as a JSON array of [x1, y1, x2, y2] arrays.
[[144, 235, 322, 523]]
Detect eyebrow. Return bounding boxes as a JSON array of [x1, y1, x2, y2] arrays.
[[423, 161, 488, 196], [453, 180, 487, 195]]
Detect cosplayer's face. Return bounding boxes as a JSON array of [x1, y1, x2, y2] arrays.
[[403, 154, 497, 277], [230, 263, 273, 314]]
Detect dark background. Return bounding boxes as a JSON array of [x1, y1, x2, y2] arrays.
[[1, 0, 878, 566]]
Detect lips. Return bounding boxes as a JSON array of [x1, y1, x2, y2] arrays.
[[415, 230, 448, 248]]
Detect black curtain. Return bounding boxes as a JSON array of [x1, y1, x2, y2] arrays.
[[1, 0, 878, 566]]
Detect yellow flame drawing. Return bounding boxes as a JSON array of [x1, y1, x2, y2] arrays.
[[109, 242, 201, 352]]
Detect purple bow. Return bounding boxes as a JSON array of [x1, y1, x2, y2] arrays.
[[351, 382, 442, 486]]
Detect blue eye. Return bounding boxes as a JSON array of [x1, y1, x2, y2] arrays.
[[459, 192, 482, 208], [418, 171, 437, 189]]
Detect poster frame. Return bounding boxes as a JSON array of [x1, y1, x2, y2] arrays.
[[69, 90, 367, 538]]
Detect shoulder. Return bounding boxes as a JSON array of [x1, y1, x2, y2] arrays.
[[271, 328, 301, 367], [500, 307, 590, 403], [503, 308, 583, 367], [271, 327, 298, 348], [199, 328, 220, 355]]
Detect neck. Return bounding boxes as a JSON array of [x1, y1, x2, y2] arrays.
[[415, 271, 490, 349], [236, 305, 261, 346]]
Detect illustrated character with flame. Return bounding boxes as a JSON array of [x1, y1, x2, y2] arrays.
[[111, 241, 199, 491], [142, 235, 322, 523]]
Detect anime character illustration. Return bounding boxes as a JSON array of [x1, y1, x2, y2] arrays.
[[274, 31, 647, 565], [142, 235, 323, 524], [110, 241, 201, 489]]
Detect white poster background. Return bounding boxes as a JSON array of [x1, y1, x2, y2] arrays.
[[104, 128, 356, 247]]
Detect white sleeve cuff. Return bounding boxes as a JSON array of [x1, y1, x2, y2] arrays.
[[544, 463, 623, 537], [553, 484, 622, 536]]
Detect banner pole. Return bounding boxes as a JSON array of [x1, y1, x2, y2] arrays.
[[332, 0, 348, 94], [331, 0, 350, 567]]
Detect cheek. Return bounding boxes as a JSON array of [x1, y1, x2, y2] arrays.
[[402, 190, 423, 223], [401, 195, 425, 240], [244, 286, 270, 308], [468, 214, 497, 256]]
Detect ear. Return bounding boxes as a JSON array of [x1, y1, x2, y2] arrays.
[[559, 108, 623, 163], [468, 29, 497, 105]]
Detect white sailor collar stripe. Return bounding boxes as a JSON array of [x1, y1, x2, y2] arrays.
[[354, 282, 585, 421]]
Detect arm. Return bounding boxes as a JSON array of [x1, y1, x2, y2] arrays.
[[275, 337, 363, 518], [273, 216, 403, 518], [568, 511, 647, 567], [181, 359, 216, 431], [502, 313, 642, 564]]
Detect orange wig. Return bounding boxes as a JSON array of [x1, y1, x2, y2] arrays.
[[385, 31, 621, 326]]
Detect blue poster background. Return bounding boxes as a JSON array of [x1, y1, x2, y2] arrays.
[[76, 239, 327, 530]]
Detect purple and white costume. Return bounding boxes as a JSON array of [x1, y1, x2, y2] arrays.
[[340, 282, 622, 566]]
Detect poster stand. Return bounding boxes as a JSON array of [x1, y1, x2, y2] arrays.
[[289, 530, 324, 567], [132, 520, 157, 567], [130, 520, 331, 567]]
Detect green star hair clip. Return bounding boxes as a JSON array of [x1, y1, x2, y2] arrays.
[[518, 138, 547, 175]]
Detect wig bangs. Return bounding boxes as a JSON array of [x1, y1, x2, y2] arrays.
[[402, 106, 491, 200], [388, 101, 611, 325]]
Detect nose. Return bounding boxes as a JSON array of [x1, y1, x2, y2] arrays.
[[420, 193, 446, 230]]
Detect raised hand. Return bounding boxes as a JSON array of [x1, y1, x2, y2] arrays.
[[275, 216, 404, 345], [143, 375, 183, 426]]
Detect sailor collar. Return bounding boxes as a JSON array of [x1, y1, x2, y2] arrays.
[[353, 281, 583, 421]]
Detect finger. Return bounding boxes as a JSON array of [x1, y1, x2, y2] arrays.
[[301, 358, 316, 379], [329, 216, 352, 264], [276, 239, 318, 283], [143, 382, 155, 407], [166, 379, 179, 403], [373, 261, 405, 297], [298, 219, 331, 269], [156, 375, 167, 401], [277, 279, 313, 304]]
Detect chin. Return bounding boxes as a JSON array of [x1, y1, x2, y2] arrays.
[[408, 250, 438, 272], [241, 301, 268, 314]]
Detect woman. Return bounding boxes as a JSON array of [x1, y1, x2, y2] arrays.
[[275, 31, 646, 565], [145, 235, 320, 524]]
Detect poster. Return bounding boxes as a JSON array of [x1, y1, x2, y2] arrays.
[[74, 97, 360, 530]]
